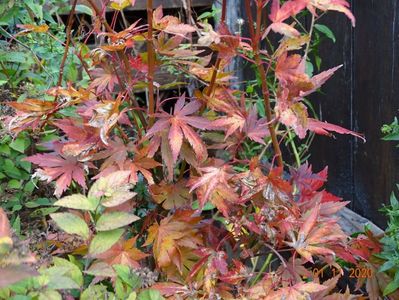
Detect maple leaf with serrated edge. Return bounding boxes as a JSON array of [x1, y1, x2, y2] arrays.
[[53, 118, 101, 158], [266, 0, 307, 37], [95, 236, 148, 268], [94, 141, 160, 184], [144, 210, 203, 273], [188, 159, 240, 216], [307, 0, 355, 27], [150, 180, 191, 210], [152, 6, 195, 37], [90, 66, 118, 93], [6, 99, 57, 134], [211, 105, 269, 144], [285, 203, 347, 263], [146, 93, 212, 172], [25, 151, 95, 197]]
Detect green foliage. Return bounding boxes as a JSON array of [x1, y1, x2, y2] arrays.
[[377, 187, 399, 296], [0, 133, 33, 214], [382, 117, 399, 142], [0, 0, 89, 97]]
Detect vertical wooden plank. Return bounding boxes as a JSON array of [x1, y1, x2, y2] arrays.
[[309, 12, 355, 205], [352, 0, 399, 227]]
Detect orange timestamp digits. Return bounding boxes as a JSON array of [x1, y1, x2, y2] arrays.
[[312, 267, 373, 278]]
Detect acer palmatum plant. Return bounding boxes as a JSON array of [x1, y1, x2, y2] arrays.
[[1, 0, 387, 298]]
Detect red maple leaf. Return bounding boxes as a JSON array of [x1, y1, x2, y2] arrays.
[[95, 236, 148, 268], [25, 150, 95, 197], [188, 159, 240, 216], [146, 93, 212, 173], [267, 0, 307, 37]]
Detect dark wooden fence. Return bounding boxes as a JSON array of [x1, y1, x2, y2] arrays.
[[305, 1, 399, 228]]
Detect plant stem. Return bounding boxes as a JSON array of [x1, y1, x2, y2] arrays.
[[245, 0, 283, 168], [56, 0, 78, 90], [250, 252, 272, 286], [304, 13, 315, 61], [86, 0, 114, 33], [147, 0, 155, 126], [205, 0, 227, 99], [287, 129, 301, 167]]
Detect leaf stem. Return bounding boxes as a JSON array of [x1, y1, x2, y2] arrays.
[[287, 129, 301, 167], [250, 252, 272, 286], [205, 0, 227, 99], [56, 0, 78, 90], [147, 0, 155, 126], [245, 0, 283, 168]]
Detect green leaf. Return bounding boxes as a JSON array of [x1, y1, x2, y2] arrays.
[[50, 213, 90, 240], [38, 290, 62, 300], [81, 285, 114, 300], [25, 197, 52, 208], [192, 200, 215, 211], [40, 266, 80, 290], [89, 229, 124, 255], [305, 60, 314, 77], [0, 51, 23, 63], [30, 207, 59, 218], [75, 4, 93, 16], [54, 194, 98, 211], [3, 159, 22, 179], [384, 278, 399, 296], [24, 0, 43, 19], [390, 192, 399, 208], [7, 179, 22, 189], [379, 260, 396, 272], [9, 137, 30, 153], [137, 290, 165, 300], [96, 212, 140, 231], [0, 144, 10, 156], [314, 24, 336, 43], [52, 257, 83, 287]]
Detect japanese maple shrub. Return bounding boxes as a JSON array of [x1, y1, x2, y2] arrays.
[[0, 0, 386, 299]]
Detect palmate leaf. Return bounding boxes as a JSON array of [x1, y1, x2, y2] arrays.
[[285, 203, 347, 263], [144, 210, 203, 272], [25, 152, 94, 197], [94, 141, 160, 185], [149, 180, 191, 210], [95, 236, 148, 268], [188, 159, 240, 216], [146, 93, 212, 177]]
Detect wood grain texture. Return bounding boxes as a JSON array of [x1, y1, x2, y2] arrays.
[[310, 1, 399, 227]]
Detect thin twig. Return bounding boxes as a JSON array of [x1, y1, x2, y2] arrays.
[[245, 0, 283, 168], [147, 0, 155, 126], [56, 0, 78, 90], [205, 0, 227, 99]]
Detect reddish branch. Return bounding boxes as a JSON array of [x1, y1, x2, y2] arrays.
[[56, 0, 78, 89], [147, 0, 155, 126], [245, 0, 283, 168], [205, 0, 227, 99], [86, 0, 115, 33]]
